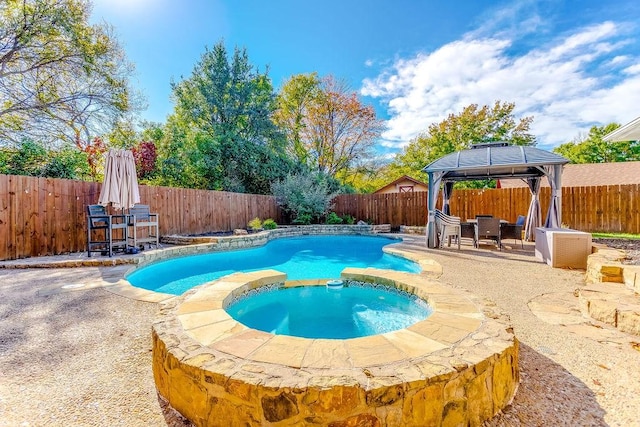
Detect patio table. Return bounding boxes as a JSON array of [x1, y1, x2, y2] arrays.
[[465, 218, 508, 224]]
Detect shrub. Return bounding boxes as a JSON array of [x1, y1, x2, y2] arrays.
[[247, 217, 263, 231], [292, 213, 312, 225], [263, 218, 277, 229], [271, 171, 337, 223], [325, 212, 343, 224], [341, 214, 355, 225]]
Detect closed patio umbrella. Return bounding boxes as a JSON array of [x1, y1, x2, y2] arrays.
[[98, 149, 140, 210]]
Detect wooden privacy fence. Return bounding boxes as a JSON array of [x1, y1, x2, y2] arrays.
[[0, 174, 283, 260], [333, 184, 640, 234], [1, 173, 639, 261]]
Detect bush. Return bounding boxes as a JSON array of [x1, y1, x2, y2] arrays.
[[271, 171, 337, 223], [341, 214, 355, 225], [292, 213, 312, 225], [325, 212, 343, 224], [262, 218, 277, 230], [247, 217, 262, 231]]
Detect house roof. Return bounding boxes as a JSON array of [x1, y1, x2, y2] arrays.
[[498, 161, 640, 188], [603, 116, 640, 142], [374, 175, 428, 193], [422, 142, 569, 181]]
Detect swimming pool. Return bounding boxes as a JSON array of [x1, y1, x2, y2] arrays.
[[127, 235, 420, 295]]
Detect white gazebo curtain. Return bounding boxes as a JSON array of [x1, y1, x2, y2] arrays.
[[525, 177, 542, 241], [442, 181, 454, 215], [426, 171, 445, 248], [543, 164, 563, 228]]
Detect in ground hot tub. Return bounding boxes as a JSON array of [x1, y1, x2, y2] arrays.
[[152, 268, 519, 426], [225, 280, 433, 339]]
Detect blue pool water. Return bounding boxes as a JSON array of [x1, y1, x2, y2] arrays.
[[226, 284, 432, 339], [127, 235, 420, 295]]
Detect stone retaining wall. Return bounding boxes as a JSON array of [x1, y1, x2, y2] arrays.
[[399, 225, 426, 235], [585, 245, 640, 292], [152, 268, 519, 426], [581, 245, 640, 336]]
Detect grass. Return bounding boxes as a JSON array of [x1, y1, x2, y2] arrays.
[[591, 232, 640, 240]]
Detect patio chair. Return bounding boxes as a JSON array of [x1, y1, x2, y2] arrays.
[[127, 204, 159, 250], [474, 217, 501, 250], [500, 222, 524, 248], [435, 209, 461, 249], [86, 204, 128, 257], [460, 222, 475, 242]]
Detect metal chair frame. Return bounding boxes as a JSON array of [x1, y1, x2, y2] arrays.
[[86, 204, 128, 257], [127, 204, 160, 250]]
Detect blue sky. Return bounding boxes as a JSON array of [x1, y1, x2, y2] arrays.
[[92, 0, 640, 156]]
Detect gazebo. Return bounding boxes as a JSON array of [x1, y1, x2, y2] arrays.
[[422, 142, 569, 248]]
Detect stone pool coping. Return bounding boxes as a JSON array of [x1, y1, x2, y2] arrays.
[[152, 268, 519, 426], [0, 228, 443, 303], [168, 269, 491, 371], [114, 228, 444, 303]]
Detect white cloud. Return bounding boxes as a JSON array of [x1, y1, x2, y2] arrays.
[[361, 20, 639, 152]]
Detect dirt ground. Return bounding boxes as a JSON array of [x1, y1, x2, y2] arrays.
[[1, 237, 639, 426]]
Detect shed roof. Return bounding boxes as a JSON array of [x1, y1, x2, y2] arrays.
[[422, 142, 569, 181], [499, 161, 640, 188], [373, 175, 428, 193]]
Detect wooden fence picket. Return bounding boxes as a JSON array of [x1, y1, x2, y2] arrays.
[[0, 173, 639, 260]]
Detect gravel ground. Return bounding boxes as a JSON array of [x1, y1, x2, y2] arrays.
[[0, 239, 639, 426]]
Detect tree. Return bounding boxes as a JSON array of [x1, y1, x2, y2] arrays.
[[0, 0, 139, 151], [384, 101, 535, 185], [553, 123, 640, 163], [275, 74, 383, 180], [168, 41, 292, 193], [132, 141, 156, 180], [273, 73, 322, 165], [0, 139, 90, 178]]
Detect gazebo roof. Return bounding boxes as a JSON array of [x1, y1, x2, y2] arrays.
[[422, 142, 569, 181]]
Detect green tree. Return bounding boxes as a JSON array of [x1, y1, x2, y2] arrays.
[[0, 139, 89, 178], [275, 74, 383, 181], [384, 101, 535, 186], [0, 0, 139, 151], [168, 42, 292, 193], [274, 73, 322, 165], [553, 123, 640, 163]]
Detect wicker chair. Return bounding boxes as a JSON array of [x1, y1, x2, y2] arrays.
[[474, 217, 502, 250], [500, 215, 525, 248], [460, 222, 475, 242]]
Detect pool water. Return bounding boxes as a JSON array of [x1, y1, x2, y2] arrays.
[[127, 235, 420, 295], [226, 284, 432, 339]]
